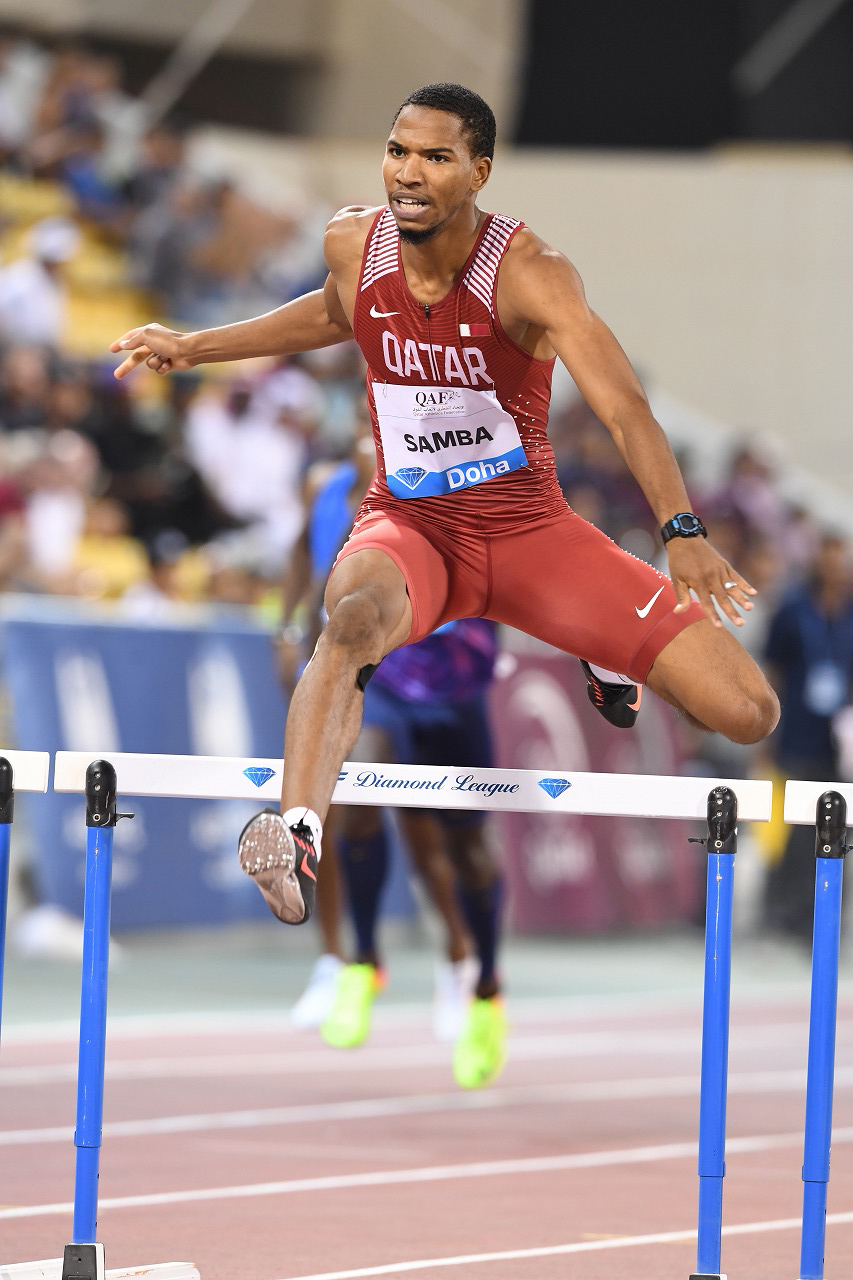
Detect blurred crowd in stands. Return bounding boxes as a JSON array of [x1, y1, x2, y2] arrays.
[[3, 27, 853, 942], [0, 26, 833, 623]]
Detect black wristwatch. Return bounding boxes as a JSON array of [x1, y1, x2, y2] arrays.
[[660, 512, 707, 544]]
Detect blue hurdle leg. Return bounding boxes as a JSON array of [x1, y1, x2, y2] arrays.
[[799, 792, 847, 1280], [691, 786, 737, 1280], [66, 759, 132, 1268], [72, 819, 115, 1245], [0, 757, 13, 1046]]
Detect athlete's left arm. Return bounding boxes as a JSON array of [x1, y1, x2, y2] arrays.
[[502, 237, 754, 626]]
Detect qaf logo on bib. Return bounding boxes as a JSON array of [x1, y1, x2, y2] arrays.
[[412, 389, 463, 418]]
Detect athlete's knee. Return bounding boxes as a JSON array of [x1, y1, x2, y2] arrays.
[[714, 678, 780, 745], [321, 590, 388, 667], [737, 681, 780, 744]]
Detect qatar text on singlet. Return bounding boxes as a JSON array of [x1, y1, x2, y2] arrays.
[[353, 208, 558, 515]]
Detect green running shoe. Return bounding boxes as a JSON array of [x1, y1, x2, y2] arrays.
[[321, 963, 383, 1048], [453, 996, 507, 1089]]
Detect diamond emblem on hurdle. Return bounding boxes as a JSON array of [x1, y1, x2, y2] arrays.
[[394, 466, 427, 490], [538, 777, 571, 799], [243, 766, 276, 788]]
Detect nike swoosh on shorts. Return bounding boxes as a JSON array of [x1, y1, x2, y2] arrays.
[[635, 586, 665, 619], [370, 305, 399, 318]]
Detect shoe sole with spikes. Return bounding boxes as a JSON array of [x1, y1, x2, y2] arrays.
[[238, 809, 316, 924]]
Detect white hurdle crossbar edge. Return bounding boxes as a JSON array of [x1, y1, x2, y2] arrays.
[[53, 750, 774, 821], [785, 779, 853, 826], [0, 750, 50, 793]]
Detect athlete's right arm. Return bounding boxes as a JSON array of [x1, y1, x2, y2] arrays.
[[110, 274, 353, 379]]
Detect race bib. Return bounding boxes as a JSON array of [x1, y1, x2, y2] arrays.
[[373, 382, 528, 499]]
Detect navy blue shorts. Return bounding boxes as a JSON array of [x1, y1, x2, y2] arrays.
[[361, 683, 493, 827]]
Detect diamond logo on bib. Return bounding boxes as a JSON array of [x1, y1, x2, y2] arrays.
[[394, 467, 428, 491]]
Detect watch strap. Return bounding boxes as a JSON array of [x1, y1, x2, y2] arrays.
[[661, 513, 707, 544]]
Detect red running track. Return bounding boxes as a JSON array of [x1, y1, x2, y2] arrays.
[[2, 990, 853, 1280]]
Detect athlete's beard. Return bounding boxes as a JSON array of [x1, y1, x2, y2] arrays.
[[397, 222, 441, 245]]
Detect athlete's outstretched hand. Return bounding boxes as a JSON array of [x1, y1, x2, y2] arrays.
[[110, 323, 193, 379], [667, 537, 757, 629]]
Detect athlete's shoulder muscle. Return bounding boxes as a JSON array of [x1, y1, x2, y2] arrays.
[[499, 225, 589, 329], [324, 205, 384, 272]]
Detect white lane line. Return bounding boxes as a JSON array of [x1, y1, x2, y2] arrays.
[[274, 1210, 853, 1279], [0, 1021, 830, 1086], [0, 980, 828, 1045], [4, 1064, 853, 1147], [3, 1127, 853, 1221]]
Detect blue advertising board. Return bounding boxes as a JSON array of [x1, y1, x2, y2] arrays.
[[0, 598, 415, 929]]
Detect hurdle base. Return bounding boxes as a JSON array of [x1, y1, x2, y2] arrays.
[[0, 1259, 198, 1280], [689, 1273, 727, 1279], [61, 1245, 103, 1280]]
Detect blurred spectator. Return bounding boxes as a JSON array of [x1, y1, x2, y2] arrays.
[[130, 176, 295, 327], [73, 496, 149, 599], [28, 47, 134, 186], [120, 529, 192, 619], [185, 362, 319, 574], [0, 345, 52, 431], [18, 427, 99, 589], [0, 26, 52, 164], [56, 119, 128, 236], [761, 533, 853, 940], [41, 360, 99, 436], [298, 342, 366, 458], [0, 471, 28, 590], [0, 215, 80, 347], [123, 117, 190, 217], [128, 177, 228, 325], [80, 372, 227, 547]]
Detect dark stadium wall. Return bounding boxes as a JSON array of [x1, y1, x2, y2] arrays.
[[516, 0, 853, 148]]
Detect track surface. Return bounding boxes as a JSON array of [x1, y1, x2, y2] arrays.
[[2, 937, 853, 1280]]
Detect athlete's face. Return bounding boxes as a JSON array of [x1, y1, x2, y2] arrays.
[[383, 106, 491, 244]]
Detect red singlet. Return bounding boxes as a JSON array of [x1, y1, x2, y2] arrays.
[[337, 208, 704, 681]]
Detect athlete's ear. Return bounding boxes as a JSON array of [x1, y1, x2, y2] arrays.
[[471, 156, 492, 191]]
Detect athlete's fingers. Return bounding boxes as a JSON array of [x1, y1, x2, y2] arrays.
[[696, 587, 724, 628], [146, 353, 173, 374], [712, 569, 758, 626], [712, 585, 746, 627], [109, 329, 146, 354], [721, 571, 757, 605], [672, 578, 694, 615], [113, 346, 152, 379]]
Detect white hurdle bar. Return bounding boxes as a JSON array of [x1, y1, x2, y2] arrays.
[[0, 750, 50, 793], [53, 751, 774, 821], [785, 779, 853, 826]]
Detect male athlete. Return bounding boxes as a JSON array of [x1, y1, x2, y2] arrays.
[[112, 83, 780, 931]]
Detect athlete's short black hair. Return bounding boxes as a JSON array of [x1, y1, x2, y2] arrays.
[[393, 83, 496, 161]]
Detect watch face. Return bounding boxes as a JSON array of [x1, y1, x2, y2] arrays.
[[676, 514, 702, 534]]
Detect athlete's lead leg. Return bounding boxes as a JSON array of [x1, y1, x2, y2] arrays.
[[238, 549, 413, 925]]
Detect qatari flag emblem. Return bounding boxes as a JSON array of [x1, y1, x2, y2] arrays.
[[459, 323, 490, 337]]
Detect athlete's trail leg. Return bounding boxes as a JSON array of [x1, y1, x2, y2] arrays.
[[646, 619, 779, 743]]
